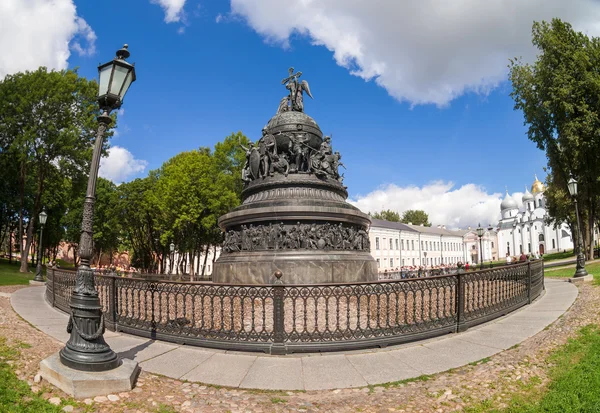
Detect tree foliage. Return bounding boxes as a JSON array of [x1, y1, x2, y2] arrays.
[[401, 210, 431, 227], [509, 19, 600, 258], [0, 67, 113, 271], [370, 209, 401, 222]]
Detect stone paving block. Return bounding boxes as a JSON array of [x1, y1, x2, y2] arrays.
[[105, 336, 148, 353], [419, 338, 498, 370], [181, 353, 257, 387], [346, 352, 422, 385], [389, 345, 454, 375], [117, 340, 179, 363], [302, 355, 368, 390], [456, 330, 524, 350], [141, 347, 213, 379], [239, 356, 303, 390]]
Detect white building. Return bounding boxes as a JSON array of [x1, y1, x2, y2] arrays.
[[496, 176, 573, 258], [369, 219, 467, 271], [462, 227, 498, 264]]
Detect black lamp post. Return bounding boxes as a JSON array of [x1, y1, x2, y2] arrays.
[[567, 176, 588, 278], [476, 223, 485, 270], [423, 251, 428, 271], [60, 45, 136, 372], [170, 242, 175, 274], [33, 208, 48, 282]]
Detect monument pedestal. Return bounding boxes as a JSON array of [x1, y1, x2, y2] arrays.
[[40, 353, 139, 398]]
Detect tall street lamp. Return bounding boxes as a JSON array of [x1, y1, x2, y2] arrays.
[[170, 242, 175, 275], [60, 45, 136, 372], [476, 223, 485, 270], [33, 208, 48, 282], [567, 176, 588, 278]]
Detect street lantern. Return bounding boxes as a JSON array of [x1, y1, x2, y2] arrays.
[[98, 45, 136, 111], [170, 242, 175, 252], [476, 224, 484, 238], [60, 44, 136, 373], [567, 176, 577, 197], [39, 209, 48, 225], [33, 208, 47, 282], [567, 176, 588, 278]]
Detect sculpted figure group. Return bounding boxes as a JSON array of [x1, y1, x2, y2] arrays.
[[241, 132, 344, 184], [222, 222, 370, 253]]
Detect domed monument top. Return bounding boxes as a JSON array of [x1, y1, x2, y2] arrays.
[[240, 67, 343, 184]]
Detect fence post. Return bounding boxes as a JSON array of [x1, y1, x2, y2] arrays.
[[50, 266, 56, 307], [456, 269, 466, 332], [527, 260, 532, 304], [271, 271, 286, 355], [108, 275, 118, 331]]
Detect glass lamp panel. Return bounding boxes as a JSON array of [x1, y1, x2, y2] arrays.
[[39, 210, 48, 225], [119, 70, 134, 100], [110, 65, 129, 96], [98, 64, 113, 97], [567, 178, 577, 196]]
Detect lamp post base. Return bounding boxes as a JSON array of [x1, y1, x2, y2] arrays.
[[59, 293, 120, 372], [41, 352, 138, 398], [569, 274, 593, 283], [33, 264, 44, 282]]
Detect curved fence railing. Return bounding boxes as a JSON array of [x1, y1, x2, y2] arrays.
[[45, 260, 544, 354]]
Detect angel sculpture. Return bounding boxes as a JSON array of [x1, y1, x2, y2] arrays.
[[277, 67, 313, 113]]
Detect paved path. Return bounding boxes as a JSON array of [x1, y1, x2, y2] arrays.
[[11, 279, 577, 391]]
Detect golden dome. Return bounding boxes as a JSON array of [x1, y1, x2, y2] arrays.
[[531, 174, 545, 194]]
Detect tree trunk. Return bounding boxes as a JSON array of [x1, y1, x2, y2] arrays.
[[201, 245, 209, 278], [8, 229, 12, 264], [18, 160, 25, 256]]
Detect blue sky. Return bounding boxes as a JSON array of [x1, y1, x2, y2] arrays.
[[3, 0, 600, 227]]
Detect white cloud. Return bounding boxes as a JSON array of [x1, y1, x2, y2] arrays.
[[350, 181, 525, 229], [231, 0, 600, 106], [0, 0, 96, 78], [99, 146, 148, 183], [151, 0, 187, 23]]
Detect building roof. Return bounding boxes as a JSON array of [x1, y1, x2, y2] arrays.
[[369, 219, 417, 232]]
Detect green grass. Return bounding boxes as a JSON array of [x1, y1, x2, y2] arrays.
[[544, 261, 600, 278], [0, 259, 35, 285], [55, 259, 75, 269], [0, 336, 65, 412], [462, 325, 600, 413], [542, 250, 575, 262], [270, 397, 287, 404]]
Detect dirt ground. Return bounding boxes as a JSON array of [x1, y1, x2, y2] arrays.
[[0, 280, 593, 413]]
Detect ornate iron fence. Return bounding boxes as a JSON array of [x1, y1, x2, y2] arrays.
[[45, 260, 544, 354]]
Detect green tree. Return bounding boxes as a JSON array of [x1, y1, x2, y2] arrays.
[[401, 210, 431, 227], [371, 209, 401, 222], [509, 19, 600, 258], [0, 67, 115, 272]]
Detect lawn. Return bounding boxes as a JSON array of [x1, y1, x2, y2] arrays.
[[544, 260, 600, 278], [0, 259, 35, 285], [542, 250, 575, 262], [487, 325, 600, 413], [0, 337, 79, 412]]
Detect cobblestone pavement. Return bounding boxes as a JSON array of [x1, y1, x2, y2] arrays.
[[0, 279, 594, 413]]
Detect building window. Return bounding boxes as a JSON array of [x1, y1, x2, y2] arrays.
[[395, 239, 399, 250], [520, 245, 523, 254], [538, 199, 541, 207], [539, 234, 544, 242], [376, 237, 380, 250], [383, 238, 386, 250], [376, 259, 380, 268], [552, 239, 556, 249], [412, 258, 415, 265], [491, 242, 494, 248], [402, 239, 405, 250], [528, 243, 531, 253], [507, 242, 510, 255], [390, 258, 394, 267], [411, 240, 415, 250], [402, 259, 405, 266]]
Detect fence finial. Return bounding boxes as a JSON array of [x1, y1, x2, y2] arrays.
[[273, 270, 283, 284]]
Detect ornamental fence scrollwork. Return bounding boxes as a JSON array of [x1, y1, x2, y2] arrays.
[[45, 260, 544, 355]]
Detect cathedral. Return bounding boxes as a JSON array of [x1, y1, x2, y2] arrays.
[[497, 176, 574, 258]]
